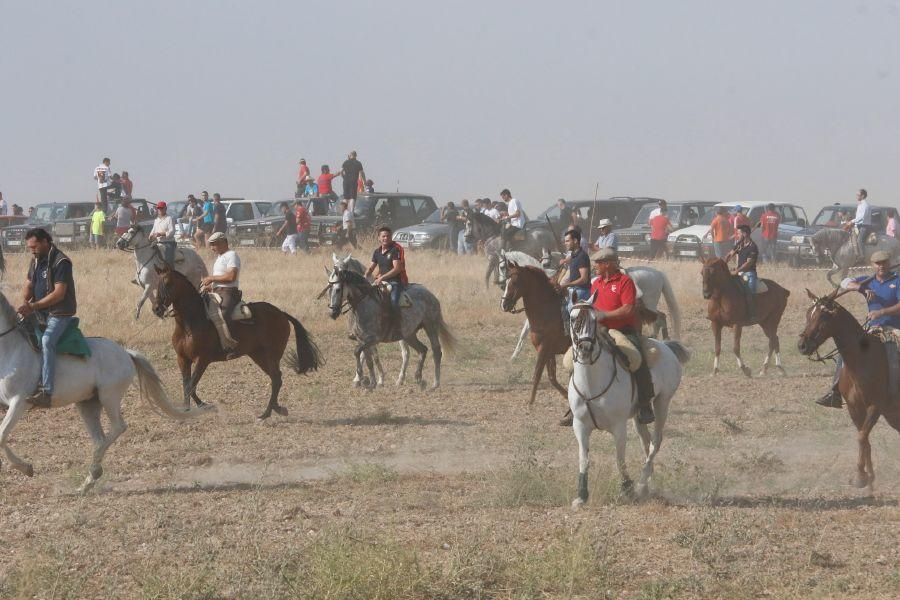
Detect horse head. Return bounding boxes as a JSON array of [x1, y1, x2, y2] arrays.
[[500, 262, 523, 312], [116, 224, 144, 251], [152, 264, 189, 318], [326, 266, 344, 320], [700, 258, 731, 299], [569, 296, 608, 364], [797, 287, 849, 356]]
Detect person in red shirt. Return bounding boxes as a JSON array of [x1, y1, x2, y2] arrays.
[[121, 171, 134, 199], [294, 199, 312, 253], [296, 159, 311, 197], [730, 205, 750, 241], [589, 247, 656, 424], [316, 164, 337, 205], [648, 206, 673, 260], [758, 203, 780, 263]]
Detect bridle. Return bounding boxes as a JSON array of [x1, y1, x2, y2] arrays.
[[119, 227, 164, 276], [500, 277, 525, 314]]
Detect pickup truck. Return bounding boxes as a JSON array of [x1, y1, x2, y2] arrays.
[[229, 201, 295, 247], [1, 202, 95, 251], [308, 193, 437, 247]]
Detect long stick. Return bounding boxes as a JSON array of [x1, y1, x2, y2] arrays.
[[586, 181, 599, 244]]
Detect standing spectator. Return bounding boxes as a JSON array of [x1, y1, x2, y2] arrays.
[[22, 206, 30, 217], [295, 199, 312, 253], [441, 201, 460, 252], [182, 195, 199, 240], [846, 188, 872, 257], [0, 192, 7, 216], [364, 179, 375, 193], [276, 202, 299, 254], [94, 157, 112, 211], [338, 151, 366, 209], [710, 206, 733, 258], [730, 205, 750, 240], [886, 208, 899, 239], [649, 199, 667, 220], [194, 191, 214, 247], [110, 197, 136, 236], [304, 178, 319, 197], [109, 173, 124, 202], [212, 193, 227, 234], [89, 202, 106, 249], [758, 203, 780, 262], [121, 171, 134, 199], [594, 219, 618, 250], [648, 206, 673, 259], [296, 158, 311, 197], [337, 200, 358, 250], [485, 201, 502, 222], [317, 165, 338, 207]]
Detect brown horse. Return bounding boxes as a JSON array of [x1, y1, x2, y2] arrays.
[[152, 266, 323, 420], [798, 288, 900, 490], [500, 263, 569, 405], [701, 258, 789, 376]]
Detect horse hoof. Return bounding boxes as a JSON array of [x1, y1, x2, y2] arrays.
[[741, 366, 753, 378], [24, 463, 34, 478], [777, 367, 787, 376], [571, 497, 586, 510], [273, 405, 288, 416], [256, 413, 271, 422], [418, 380, 427, 391], [90, 464, 103, 480], [851, 474, 869, 489]]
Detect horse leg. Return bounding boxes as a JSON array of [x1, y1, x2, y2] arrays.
[[529, 345, 549, 405], [248, 352, 284, 420], [135, 284, 152, 320], [855, 406, 880, 490], [0, 396, 33, 477], [177, 354, 192, 410], [760, 319, 786, 376], [396, 340, 410, 386], [371, 346, 386, 387], [612, 421, 633, 497], [353, 341, 375, 389], [511, 319, 530, 361], [712, 321, 723, 375], [571, 417, 592, 509], [733, 325, 752, 378], [188, 358, 211, 407], [403, 334, 429, 389], [423, 323, 443, 389], [545, 355, 567, 398], [77, 387, 129, 493]]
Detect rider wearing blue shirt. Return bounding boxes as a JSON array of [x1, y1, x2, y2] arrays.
[[817, 250, 900, 408], [556, 229, 592, 331]]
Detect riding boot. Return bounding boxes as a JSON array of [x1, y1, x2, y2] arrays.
[[815, 384, 843, 408], [26, 387, 52, 409], [208, 302, 239, 355], [626, 331, 655, 424]]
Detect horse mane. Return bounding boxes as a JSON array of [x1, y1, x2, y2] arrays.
[[0, 290, 17, 325], [339, 269, 372, 289], [468, 210, 501, 234], [811, 228, 848, 245]]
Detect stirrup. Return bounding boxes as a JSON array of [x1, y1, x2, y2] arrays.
[[815, 390, 843, 408]]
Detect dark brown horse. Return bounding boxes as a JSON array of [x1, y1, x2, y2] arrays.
[[153, 266, 323, 420], [701, 258, 789, 376], [500, 263, 569, 405], [798, 288, 900, 490]]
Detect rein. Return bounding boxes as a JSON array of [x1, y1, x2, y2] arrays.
[[0, 322, 18, 338]]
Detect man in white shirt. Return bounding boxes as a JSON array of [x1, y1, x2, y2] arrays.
[[500, 189, 525, 250], [201, 232, 241, 353], [0, 191, 7, 216], [648, 199, 667, 220], [485, 201, 502, 222], [846, 188, 873, 257], [148, 201, 177, 265], [94, 157, 112, 212]]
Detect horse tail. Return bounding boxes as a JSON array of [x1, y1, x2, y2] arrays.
[[283, 313, 325, 374], [127, 350, 206, 421], [436, 310, 458, 353], [663, 341, 691, 365], [660, 273, 682, 339]]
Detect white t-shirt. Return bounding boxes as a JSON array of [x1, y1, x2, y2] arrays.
[[94, 164, 110, 189], [649, 207, 662, 219], [485, 207, 501, 221], [150, 215, 175, 241], [507, 198, 525, 228], [213, 250, 241, 288]]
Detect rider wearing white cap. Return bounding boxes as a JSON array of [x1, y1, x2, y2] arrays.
[[594, 219, 618, 251]]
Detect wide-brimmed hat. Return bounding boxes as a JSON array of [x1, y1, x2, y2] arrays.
[[596, 218, 613, 229], [591, 247, 619, 262], [207, 232, 228, 244], [871, 250, 891, 264]]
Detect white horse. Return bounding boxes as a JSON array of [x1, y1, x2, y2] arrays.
[[0, 290, 206, 493], [499, 250, 682, 360], [568, 297, 690, 507], [116, 225, 208, 319], [331, 253, 410, 387]]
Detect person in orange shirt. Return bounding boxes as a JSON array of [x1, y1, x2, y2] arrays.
[[648, 206, 674, 259], [710, 206, 734, 258], [758, 203, 780, 262], [730, 205, 750, 241]]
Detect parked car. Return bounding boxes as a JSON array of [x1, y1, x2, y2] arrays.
[[229, 201, 296, 247], [1, 202, 95, 251], [786, 203, 891, 266], [392, 208, 459, 250], [52, 198, 157, 248], [668, 201, 809, 260], [530, 196, 662, 250], [308, 193, 437, 247], [616, 201, 718, 257]]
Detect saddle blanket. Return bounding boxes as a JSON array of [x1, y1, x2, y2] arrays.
[[739, 273, 769, 294], [562, 334, 660, 373], [33, 317, 91, 358], [206, 292, 253, 321]]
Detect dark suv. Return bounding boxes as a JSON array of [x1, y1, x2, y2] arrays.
[[1, 202, 95, 251], [530, 196, 662, 249], [230, 201, 295, 248], [616, 201, 718, 257], [308, 193, 437, 247]]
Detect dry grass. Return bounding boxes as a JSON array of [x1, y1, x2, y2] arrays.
[[1, 247, 899, 599]]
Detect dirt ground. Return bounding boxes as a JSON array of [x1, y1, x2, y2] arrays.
[[1, 247, 899, 599]]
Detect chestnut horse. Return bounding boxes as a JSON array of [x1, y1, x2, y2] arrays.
[[798, 288, 900, 490], [500, 263, 569, 405], [701, 258, 789, 376], [153, 266, 323, 420]]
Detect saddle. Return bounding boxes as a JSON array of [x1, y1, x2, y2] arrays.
[[206, 292, 253, 321], [376, 283, 412, 308], [24, 316, 92, 358], [868, 326, 900, 400], [562, 331, 660, 373]]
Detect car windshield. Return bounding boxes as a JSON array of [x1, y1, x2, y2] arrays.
[[268, 203, 290, 217], [424, 209, 442, 223], [32, 205, 65, 222], [354, 197, 374, 218], [813, 207, 850, 227], [631, 205, 682, 226]]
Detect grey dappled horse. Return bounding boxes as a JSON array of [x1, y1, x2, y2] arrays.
[[811, 228, 900, 286], [325, 267, 456, 389]]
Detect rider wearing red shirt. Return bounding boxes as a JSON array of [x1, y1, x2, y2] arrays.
[[589, 247, 656, 424]]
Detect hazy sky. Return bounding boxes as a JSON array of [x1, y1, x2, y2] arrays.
[[2, 1, 899, 215]]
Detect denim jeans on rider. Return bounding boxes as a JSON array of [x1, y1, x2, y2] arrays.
[[41, 315, 73, 395], [741, 270, 758, 294], [158, 241, 176, 266], [390, 281, 403, 309]]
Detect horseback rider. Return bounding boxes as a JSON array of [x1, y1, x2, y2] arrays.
[[845, 188, 872, 259], [590, 248, 656, 424], [816, 250, 900, 408], [499, 189, 525, 251], [200, 232, 240, 354], [724, 224, 759, 320], [148, 201, 177, 266], [16, 228, 77, 408], [364, 226, 408, 338], [555, 228, 591, 332]]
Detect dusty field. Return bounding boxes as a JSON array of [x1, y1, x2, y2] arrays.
[[1, 246, 899, 599]]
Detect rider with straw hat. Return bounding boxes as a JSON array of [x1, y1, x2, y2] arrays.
[[593, 218, 618, 251], [816, 249, 900, 408]]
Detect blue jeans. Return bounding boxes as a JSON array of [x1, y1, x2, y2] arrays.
[[41, 315, 73, 395], [389, 281, 403, 308], [741, 270, 758, 294], [296, 230, 309, 252], [457, 230, 474, 255]]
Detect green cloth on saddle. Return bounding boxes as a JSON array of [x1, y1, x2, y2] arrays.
[[34, 317, 91, 358]]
